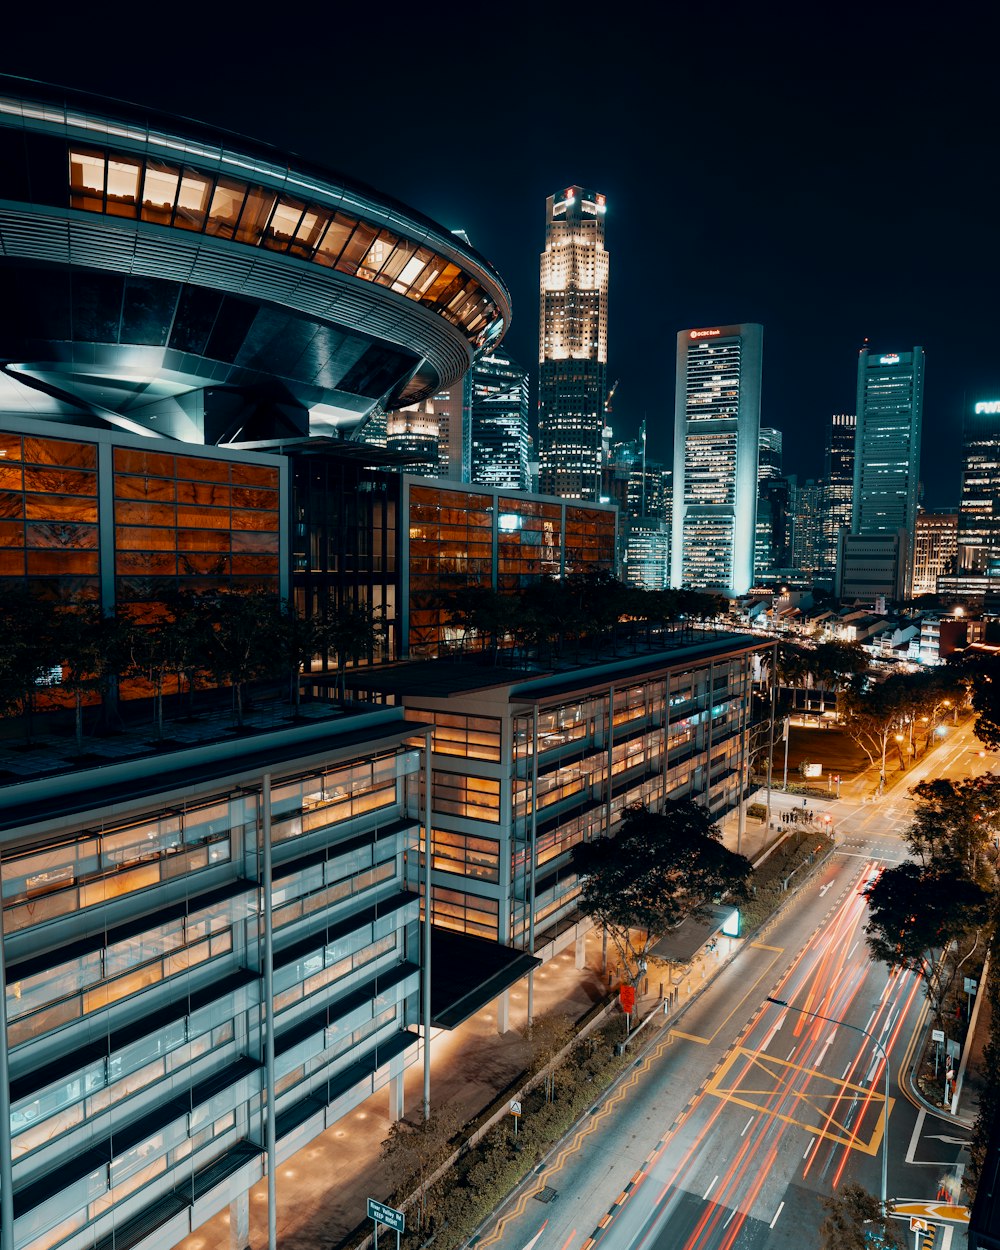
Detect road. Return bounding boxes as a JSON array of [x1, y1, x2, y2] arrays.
[[475, 724, 987, 1250]]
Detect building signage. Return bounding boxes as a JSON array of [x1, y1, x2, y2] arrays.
[[975, 400, 1000, 414], [879, 353, 900, 365], [690, 328, 722, 339]]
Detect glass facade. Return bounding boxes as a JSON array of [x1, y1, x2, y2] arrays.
[[672, 325, 763, 596], [537, 188, 610, 502], [852, 348, 925, 594], [471, 351, 529, 491], [0, 423, 284, 616], [1, 720, 421, 1250], [401, 640, 758, 949], [53, 144, 500, 351], [404, 481, 617, 657]]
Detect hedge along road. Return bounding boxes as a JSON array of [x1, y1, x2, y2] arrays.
[[466, 837, 942, 1250]]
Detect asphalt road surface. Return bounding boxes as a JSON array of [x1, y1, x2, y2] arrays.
[[475, 726, 984, 1250]]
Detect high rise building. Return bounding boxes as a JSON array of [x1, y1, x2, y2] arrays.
[[957, 400, 1000, 575], [758, 428, 783, 481], [912, 509, 958, 595], [537, 186, 609, 500], [792, 478, 823, 573], [819, 413, 856, 573], [672, 323, 763, 595], [852, 348, 925, 594], [471, 351, 529, 489]]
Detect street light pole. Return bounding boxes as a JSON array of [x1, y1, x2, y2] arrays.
[[766, 996, 889, 1214]]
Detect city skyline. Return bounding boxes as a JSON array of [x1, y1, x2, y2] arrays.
[[1, 10, 995, 510]]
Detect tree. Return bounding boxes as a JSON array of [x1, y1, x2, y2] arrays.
[[864, 861, 991, 1025], [378, 1106, 461, 1231], [839, 677, 910, 785], [328, 600, 383, 700], [127, 602, 196, 738], [0, 585, 59, 743], [274, 602, 329, 716], [951, 647, 999, 746], [51, 603, 134, 753], [819, 1183, 904, 1250], [192, 587, 284, 727], [571, 803, 751, 1005], [904, 775, 1000, 885], [809, 640, 869, 711], [526, 1012, 573, 1104]]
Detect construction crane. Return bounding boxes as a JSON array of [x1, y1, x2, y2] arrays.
[[605, 378, 620, 415]]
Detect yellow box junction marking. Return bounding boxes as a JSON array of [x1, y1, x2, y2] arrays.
[[705, 1046, 891, 1155]]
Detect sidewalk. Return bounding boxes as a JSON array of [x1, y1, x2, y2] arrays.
[[172, 849, 768, 1250]]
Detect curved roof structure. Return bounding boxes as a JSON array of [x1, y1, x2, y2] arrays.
[[0, 77, 511, 444]]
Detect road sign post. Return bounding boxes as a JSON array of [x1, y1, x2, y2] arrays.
[[932, 1028, 944, 1076], [965, 976, 978, 1020], [510, 1099, 521, 1138], [910, 1216, 933, 1250], [367, 1198, 404, 1250]]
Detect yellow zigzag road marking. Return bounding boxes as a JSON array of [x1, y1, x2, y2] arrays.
[[706, 1046, 891, 1156]]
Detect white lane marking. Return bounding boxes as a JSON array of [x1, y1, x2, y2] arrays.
[[819, 883, 832, 896], [842, 1062, 852, 1078], [787, 1047, 796, 1060], [803, 1136, 817, 1158], [941, 1226, 954, 1249], [848, 941, 859, 958], [770, 1201, 785, 1229], [703, 1175, 719, 1200], [741, 1117, 754, 1137], [865, 1009, 877, 1031], [816, 1032, 837, 1066], [905, 1107, 926, 1164], [723, 1208, 737, 1228]]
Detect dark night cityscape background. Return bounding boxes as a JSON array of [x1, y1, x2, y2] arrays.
[[4, 6, 997, 507]]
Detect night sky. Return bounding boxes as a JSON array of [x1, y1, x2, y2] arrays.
[[4, 8, 997, 507]]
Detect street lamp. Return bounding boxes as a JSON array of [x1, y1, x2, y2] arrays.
[[766, 996, 889, 1213]]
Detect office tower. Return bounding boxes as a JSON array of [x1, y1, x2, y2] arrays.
[[912, 509, 958, 595], [758, 428, 783, 482], [792, 479, 823, 573], [957, 400, 1000, 575], [819, 414, 856, 572], [385, 406, 440, 475], [852, 348, 925, 594], [672, 323, 764, 595], [537, 186, 609, 500], [433, 377, 472, 480], [471, 350, 529, 489], [755, 476, 793, 580]]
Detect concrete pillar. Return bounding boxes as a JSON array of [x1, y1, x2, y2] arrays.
[[496, 989, 510, 1035], [575, 932, 586, 970], [388, 1069, 405, 1123], [230, 1192, 250, 1250]]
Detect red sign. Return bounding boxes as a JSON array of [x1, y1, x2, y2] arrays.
[[619, 984, 635, 1013]]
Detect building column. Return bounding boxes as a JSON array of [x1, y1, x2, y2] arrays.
[[229, 1192, 250, 1250], [575, 932, 586, 970], [496, 989, 510, 1035], [388, 1064, 405, 1124]]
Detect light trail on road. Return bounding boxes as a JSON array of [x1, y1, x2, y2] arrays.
[[592, 854, 921, 1250]]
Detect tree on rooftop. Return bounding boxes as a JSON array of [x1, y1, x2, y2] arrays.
[[52, 603, 134, 753], [328, 599, 384, 700], [571, 802, 751, 1007], [274, 601, 330, 715], [192, 586, 284, 727], [0, 584, 59, 743]]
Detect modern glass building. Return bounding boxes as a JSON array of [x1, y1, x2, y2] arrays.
[[0, 711, 425, 1250], [672, 324, 763, 595], [852, 349, 924, 595], [537, 187, 609, 501], [819, 413, 856, 574], [957, 401, 1000, 576], [757, 428, 783, 482], [470, 351, 529, 490], [912, 509, 958, 596], [0, 77, 510, 445]]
